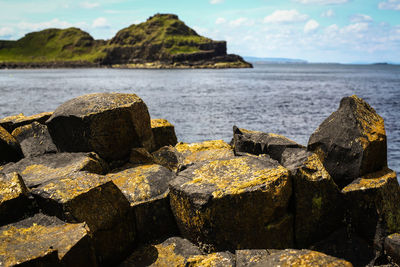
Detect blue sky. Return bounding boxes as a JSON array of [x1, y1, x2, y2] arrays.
[[1, 0, 400, 63]]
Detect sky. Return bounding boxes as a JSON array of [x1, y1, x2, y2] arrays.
[[1, 0, 400, 63]]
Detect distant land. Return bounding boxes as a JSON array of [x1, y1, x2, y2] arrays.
[[244, 57, 308, 64], [0, 14, 252, 69]]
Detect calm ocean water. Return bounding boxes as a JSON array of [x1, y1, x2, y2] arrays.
[[0, 63, 399, 174]]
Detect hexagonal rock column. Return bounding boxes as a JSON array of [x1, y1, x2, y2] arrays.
[[12, 122, 57, 158], [46, 93, 154, 161], [280, 147, 343, 248], [342, 169, 400, 243], [0, 111, 53, 133], [107, 164, 178, 243], [31, 172, 135, 265], [170, 156, 293, 252], [232, 126, 303, 162], [0, 152, 108, 188], [308, 95, 387, 188], [0, 172, 32, 226], [0, 125, 22, 164], [385, 233, 400, 266], [151, 119, 178, 150], [0, 213, 96, 267]]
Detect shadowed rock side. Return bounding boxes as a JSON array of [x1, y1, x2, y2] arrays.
[[151, 119, 178, 150], [0, 125, 22, 164], [385, 233, 400, 266]]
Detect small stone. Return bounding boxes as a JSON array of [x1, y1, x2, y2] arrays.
[[151, 119, 178, 150]]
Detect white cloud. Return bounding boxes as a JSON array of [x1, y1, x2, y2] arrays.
[[294, 0, 348, 4], [304, 19, 320, 33], [80, 2, 100, 9], [230, 18, 251, 27], [210, 0, 224, 4], [215, 18, 226, 25], [350, 14, 373, 23], [92, 17, 109, 28], [341, 22, 369, 33], [264, 10, 309, 23], [0, 27, 14, 37], [378, 0, 400, 10], [321, 9, 335, 17], [17, 19, 84, 31]]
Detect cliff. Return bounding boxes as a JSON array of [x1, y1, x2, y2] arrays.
[[0, 14, 252, 69]]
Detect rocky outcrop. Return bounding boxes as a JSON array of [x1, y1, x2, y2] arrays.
[[308, 95, 387, 188], [46, 93, 154, 161], [0, 126, 22, 164]]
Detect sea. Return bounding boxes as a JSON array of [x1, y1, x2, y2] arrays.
[[0, 63, 399, 174]]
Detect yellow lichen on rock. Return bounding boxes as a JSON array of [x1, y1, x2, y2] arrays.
[[182, 148, 233, 166], [175, 140, 231, 155], [299, 153, 331, 182], [0, 126, 17, 144], [151, 118, 174, 128], [0, 172, 28, 203], [151, 243, 186, 266], [342, 169, 396, 193], [186, 253, 233, 267]]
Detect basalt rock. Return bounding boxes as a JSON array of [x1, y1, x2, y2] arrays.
[[107, 164, 178, 243], [0, 152, 108, 188], [31, 172, 135, 265], [151, 119, 178, 150], [385, 233, 400, 266], [185, 252, 235, 267], [0, 213, 96, 267], [129, 147, 155, 165], [308, 95, 387, 188], [46, 93, 155, 161], [281, 147, 343, 248], [341, 169, 400, 243], [235, 249, 279, 267], [12, 121, 57, 157], [0, 111, 52, 133], [152, 146, 183, 172], [232, 126, 303, 162], [0, 172, 32, 226], [170, 156, 293, 251], [0, 125, 22, 164]]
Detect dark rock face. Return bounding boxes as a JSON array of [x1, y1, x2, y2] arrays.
[[0, 125, 22, 164], [170, 156, 293, 252], [12, 121, 57, 157], [0, 112, 52, 133], [46, 93, 154, 161], [107, 164, 178, 243], [151, 119, 178, 150], [0, 172, 32, 226], [0, 152, 108, 188], [129, 147, 155, 165], [152, 146, 183, 172], [308, 95, 387, 188], [280, 147, 343, 248], [385, 233, 400, 266], [0, 213, 96, 267], [232, 126, 303, 162], [31, 172, 135, 265]]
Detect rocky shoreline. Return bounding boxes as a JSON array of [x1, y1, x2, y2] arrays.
[[0, 93, 399, 266]]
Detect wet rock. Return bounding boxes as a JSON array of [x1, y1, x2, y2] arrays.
[[46, 93, 154, 161], [235, 249, 279, 267], [385, 233, 400, 266], [0, 125, 22, 164], [151, 119, 178, 150], [0, 213, 96, 267], [120, 237, 203, 267], [170, 156, 293, 251], [129, 147, 155, 165], [232, 126, 303, 162], [152, 146, 183, 172], [12, 121, 57, 157], [0, 172, 32, 226], [342, 169, 400, 243], [186, 252, 235, 267], [308, 95, 387, 188], [31, 172, 135, 265], [281, 147, 343, 248], [0, 111, 53, 133], [107, 164, 177, 243], [0, 152, 108, 188], [255, 249, 353, 267]]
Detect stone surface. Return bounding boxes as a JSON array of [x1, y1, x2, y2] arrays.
[[385, 233, 400, 266], [129, 147, 155, 165], [152, 146, 183, 172], [342, 169, 400, 242], [46, 93, 154, 161], [0, 111, 53, 133], [151, 119, 178, 150], [308, 95, 387, 188], [185, 252, 235, 267], [120, 237, 203, 267], [31, 172, 135, 265], [170, 156, 293, 251], [235, 249, 280, 267], [12, 121, 57, 157], [0, 125, 22, 164], [0, 213, 96, 267], [0, 172, 32, 226], [281, 147, 343, 248], [0, 152, 108, 188], [107, 164, 178, 243], [232, 126, 303, 162], [254, 249, 353, 267]]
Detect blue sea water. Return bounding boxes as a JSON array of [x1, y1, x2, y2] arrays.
[[0, 63, 399, 174]]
